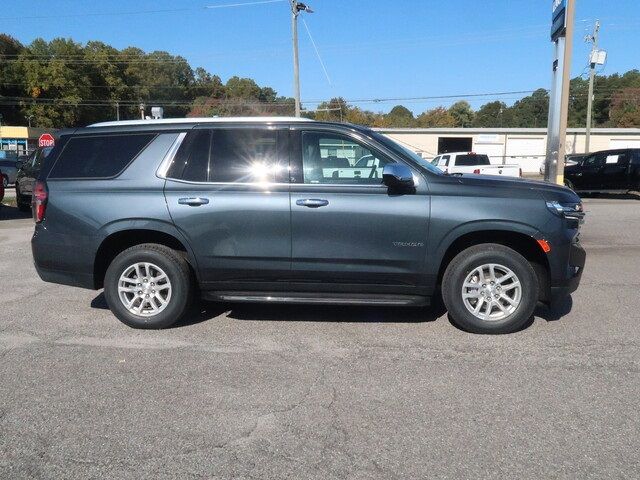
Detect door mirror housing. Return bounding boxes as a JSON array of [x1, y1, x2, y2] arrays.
[[382, 164, 415, 189]]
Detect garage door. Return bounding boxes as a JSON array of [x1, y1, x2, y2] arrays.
[[610, 139, 640, 149], [473, 143, 504, 165], [505, 137, 546, 173]]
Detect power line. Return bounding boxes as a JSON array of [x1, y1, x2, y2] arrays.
[[1, 0, 285, 21]]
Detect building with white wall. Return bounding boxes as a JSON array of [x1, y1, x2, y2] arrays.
[[377, 127, 640, 173]]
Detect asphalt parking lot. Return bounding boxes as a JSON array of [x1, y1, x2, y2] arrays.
[[1, 196, 639, 479]]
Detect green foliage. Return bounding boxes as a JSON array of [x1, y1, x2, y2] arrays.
[[416, 107, 456, 127], [383, 105, 415, 127], [448, 101, 474, 127], [472, 101, 508, 127]]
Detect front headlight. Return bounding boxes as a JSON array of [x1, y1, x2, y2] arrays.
[[546, 201, 585, 224]]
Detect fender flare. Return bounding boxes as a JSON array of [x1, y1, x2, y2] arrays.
[[429, 219, 544, 273], [95, 218, 201, 281]]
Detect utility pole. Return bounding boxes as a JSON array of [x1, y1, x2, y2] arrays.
[[545, 0, 575, 186], [584, 20, 600, 153], [139, 103, 145, 120], [290, 1, 313, 117], [116, 101, 120, 121]]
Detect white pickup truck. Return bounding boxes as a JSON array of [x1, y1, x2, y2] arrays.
[[431, 152, 522, 177]]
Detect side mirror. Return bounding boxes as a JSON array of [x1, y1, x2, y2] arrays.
[[382, 164, 415, 189]]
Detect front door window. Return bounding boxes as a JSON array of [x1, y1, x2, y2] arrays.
[[301, 132, 393, 185]]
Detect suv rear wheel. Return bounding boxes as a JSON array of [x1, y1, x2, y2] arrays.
[[442, 243, 539, 334], [104, 243, 193, 329]]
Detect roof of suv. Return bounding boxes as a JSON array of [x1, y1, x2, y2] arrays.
[[89, 116, 314, 128]]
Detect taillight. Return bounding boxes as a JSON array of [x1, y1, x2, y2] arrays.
[[473, 169, 481, 174], [32, 180, 48, 223]]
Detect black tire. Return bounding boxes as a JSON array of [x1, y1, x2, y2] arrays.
[[104, 243, 193, 329], [442, 243, 539, 334], [15, 187, 31, 212]]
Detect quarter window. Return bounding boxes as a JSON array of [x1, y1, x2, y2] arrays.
[[49, 134, 154, 179], [301, 132, 392, 184], [166, 130, 211, 182]]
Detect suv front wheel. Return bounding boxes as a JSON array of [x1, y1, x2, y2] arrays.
[[104, 243, 193, 329], [442, 243, 539, 334]]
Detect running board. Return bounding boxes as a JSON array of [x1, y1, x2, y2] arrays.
[[202, 291, 429, 307]]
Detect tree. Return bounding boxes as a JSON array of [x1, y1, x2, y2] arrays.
[[314, 97, 348, 122], [0, 34, 25, 124], [609, 88, 640, 127], [509, 88, 549, 128], [472, 101, 508, 127], [416, 107, 456, 127], [383, 105, 415, 127], [448, 100, 474, 127]]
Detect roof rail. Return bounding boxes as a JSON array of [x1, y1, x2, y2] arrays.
[[89, 116, 314, 127]]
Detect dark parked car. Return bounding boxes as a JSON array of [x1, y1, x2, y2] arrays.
[[564, 148, 640, 193], [31, 118, 585, 334], [539, 153, 586, 176], [16, 147, 53, 211]]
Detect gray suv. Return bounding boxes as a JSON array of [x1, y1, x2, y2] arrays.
[[31, 117, 585, 334]]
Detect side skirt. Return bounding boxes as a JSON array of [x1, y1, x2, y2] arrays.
[[201, 291, 430, 307]]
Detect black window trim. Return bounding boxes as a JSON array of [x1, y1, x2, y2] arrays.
[[47, 132, 158, 181]]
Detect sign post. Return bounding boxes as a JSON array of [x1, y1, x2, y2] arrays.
[[544, 0, 575, 185], [38, 133, 55, 148]]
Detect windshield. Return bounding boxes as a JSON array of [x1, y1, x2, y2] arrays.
[[368, 131, 443, 175]]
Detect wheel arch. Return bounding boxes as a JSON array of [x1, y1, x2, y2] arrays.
[[434, 224, 551, 302], [94, 224, 199, 289]]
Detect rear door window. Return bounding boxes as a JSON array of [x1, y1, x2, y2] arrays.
[[209, 129, 280, 183], [49, 134, 155, 179]]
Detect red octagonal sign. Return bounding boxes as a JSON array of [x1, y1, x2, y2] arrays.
[[38, 133, 55, 148]]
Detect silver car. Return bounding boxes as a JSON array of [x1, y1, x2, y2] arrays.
[[0, 156, 20, 188]]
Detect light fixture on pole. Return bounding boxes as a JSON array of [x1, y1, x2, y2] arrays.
[[290, 1, 313, 117]]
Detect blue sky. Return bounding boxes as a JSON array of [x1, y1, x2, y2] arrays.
[[4, 0, 640, 113]]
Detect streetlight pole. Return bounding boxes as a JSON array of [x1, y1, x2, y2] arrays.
[[584, 20, 600, 153], [290, 1, 313, 117], [545, 0, 575, 186]]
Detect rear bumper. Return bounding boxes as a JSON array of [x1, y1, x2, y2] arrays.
[[31, 226, 97, 290], [549, 241, 585, 301]]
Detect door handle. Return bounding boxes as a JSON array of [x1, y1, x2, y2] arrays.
[[178, 197, 209, 206], [296, 198, 329, 208]]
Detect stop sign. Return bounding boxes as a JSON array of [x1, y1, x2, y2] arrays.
[[38, 133, 55, 148]]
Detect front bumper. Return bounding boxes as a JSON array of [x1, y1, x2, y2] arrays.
[[549, 240, 585, 301]]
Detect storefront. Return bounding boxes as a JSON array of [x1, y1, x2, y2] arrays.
[[0, 126, 55, 155]]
